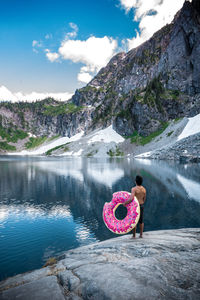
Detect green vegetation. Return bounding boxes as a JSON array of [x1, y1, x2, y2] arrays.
[[45, 143, 70, 155], [116, 109, 132, 120], [174, 117, 183, 122], [43, 103, 83, 116], [170, 90, 180, 99], [93, 99, 116, 124], [161, 89, 181, 101], [0, 126, 28, 143], [79, 85, 98, 93], [0, 97, 58, 113], [126, 131, 139, 141], [119, 93, 128, 102], [136, 48, 161, 66], [131, 77, 182, 114], [48, 134, 60, 141], [167, 131, 173, 137], [25, 136, 48, 149], [129, 122, 169, 145], [86, 150, 98, 157], [143, 76, 164, 111], [135, 94, 143, 102], [0, 141, 16, 151], [107, 146, 124, 157], [18, 111, 26, 128]]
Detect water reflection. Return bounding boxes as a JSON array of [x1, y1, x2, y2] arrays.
[[0, 156, 200, 280]]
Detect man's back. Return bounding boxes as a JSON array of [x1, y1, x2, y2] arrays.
[[133, 185, 146, 205]]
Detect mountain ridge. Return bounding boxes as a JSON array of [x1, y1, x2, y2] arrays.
[[0, 0, 200, 154], [71, 0, 200, 136]]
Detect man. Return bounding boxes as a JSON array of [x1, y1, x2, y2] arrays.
[[123, 175, 146, 238]]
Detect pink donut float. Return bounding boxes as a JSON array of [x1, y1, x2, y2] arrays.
[[103, 191, 140, 234]]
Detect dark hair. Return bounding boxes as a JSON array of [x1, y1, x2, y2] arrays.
[[135, 175, 143, 186]]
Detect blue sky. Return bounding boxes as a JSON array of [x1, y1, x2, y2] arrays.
[[0, 0, 185, 100], [0, 0, 137, 93]]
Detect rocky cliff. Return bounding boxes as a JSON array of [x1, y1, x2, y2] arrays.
[[0, 0, 200, 153], [72, 0, 200, 136], [0, 229, 200, 300]]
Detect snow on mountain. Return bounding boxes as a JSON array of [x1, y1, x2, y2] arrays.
[[8, 131, 84, 156], [178, 113, 200, 140], [87, 125, 124, 144]]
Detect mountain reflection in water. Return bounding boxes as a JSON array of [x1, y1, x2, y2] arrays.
[[0, 156, 200, 280]]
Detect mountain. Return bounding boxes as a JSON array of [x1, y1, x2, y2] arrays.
[[0, 0, 200, 154], [72, 0, 200, 136]]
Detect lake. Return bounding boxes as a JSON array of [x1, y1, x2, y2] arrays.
[[0, 156, 200, 281]]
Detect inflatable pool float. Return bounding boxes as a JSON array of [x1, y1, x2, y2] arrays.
[[103, 191, 140, 234]]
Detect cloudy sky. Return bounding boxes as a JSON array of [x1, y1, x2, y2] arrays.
[[0, 0, 185, 101]]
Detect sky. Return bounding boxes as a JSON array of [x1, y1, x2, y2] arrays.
[[0, 0, 185, 101]]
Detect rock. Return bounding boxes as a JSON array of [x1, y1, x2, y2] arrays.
[[144, 132, 200, 161], [0, 266, 54, 292], [0, 276, 66, 300], [0, 229, 200, 300], [58, 270, 80, 291]]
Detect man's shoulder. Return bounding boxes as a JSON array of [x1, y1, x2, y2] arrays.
[[142, 186, 146, 193]]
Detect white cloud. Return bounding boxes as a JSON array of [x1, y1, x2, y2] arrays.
[[65, 22, 79, 39], [58, 36, 117, 83], [120, 0, 185, 50], [120, 0, 137, 11], [36, 22, 117, 84], [45, 34, 52, 39], [45, 49, 60, 62], [77, 72, 93, 84], [69, 22, 78, 31], [32, 40, 38, 47], [32, 40, 43, 53], [0, 85, 73, 102], [0, 86, 18, 102]]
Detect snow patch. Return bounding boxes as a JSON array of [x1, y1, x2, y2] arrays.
[[28, 132, 36, 138], [135, 151, 152, 158], [87, 125, 124, 144], [178, 113, 200, 140], [8, 131, 84, 155], [72, 149, 83, 156]]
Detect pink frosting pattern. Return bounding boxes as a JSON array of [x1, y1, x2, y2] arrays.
[[103, 191, 140, 234]]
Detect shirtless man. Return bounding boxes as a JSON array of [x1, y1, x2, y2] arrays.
[[124, 175, 146, 238]]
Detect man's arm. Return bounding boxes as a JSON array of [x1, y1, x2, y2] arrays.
[[123, 188, 135, 205]]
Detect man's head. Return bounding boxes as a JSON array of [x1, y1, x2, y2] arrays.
[[135, 175, 143, 186]]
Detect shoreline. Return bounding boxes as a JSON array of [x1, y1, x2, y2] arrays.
[[1, 228, 200, 299]]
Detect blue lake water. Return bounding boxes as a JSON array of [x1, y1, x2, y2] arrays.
[[0, 156, 200, 281]]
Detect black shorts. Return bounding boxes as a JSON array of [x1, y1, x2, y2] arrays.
[[139, 204, 144, 224]]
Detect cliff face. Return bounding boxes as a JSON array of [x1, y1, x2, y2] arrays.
[[72, 0, 200, 136], [0, 99, 92, 137], [0, 0, 200, 151]]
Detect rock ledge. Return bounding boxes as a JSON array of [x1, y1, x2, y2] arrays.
[[0, 228, 200, 300]]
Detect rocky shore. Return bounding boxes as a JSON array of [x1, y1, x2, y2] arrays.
[[0, 228, 200, 300], [138, 132, 200, 162]]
